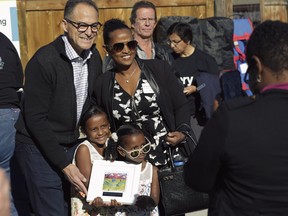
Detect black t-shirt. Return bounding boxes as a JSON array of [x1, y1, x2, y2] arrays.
[[173, 48, 219, 115], [0, 32, 23, 108]]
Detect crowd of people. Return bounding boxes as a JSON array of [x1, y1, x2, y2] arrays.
[[0, 0, 287, 216]]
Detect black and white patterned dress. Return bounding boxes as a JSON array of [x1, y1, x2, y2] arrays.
[[113, 73, 168, 166]]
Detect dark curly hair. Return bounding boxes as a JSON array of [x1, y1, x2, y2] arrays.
[[103, 18, 131, 45], [79, 105, 107, 133], [104, 124, 143, 161], [246, 20, 288, 76], [116, 124, 143, 148]]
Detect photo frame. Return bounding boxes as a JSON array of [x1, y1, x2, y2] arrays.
[[86, 160, 141, 205]]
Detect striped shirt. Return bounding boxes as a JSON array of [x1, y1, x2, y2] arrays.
[[62, 35, 92, 125]]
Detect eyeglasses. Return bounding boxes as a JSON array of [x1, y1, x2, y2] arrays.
[[136, 18, 156, 24], [105, 40, 138, 53], [118, 138, 151, 158], [167, 39, 183, 46], [65, 18, 102, 33]]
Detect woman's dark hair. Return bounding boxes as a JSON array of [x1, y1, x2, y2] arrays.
[[167, 22, 193, 44], [246, 20, 288, 75], [79, 105, 107, 131], [103, 18, 131, 45], [64, 0, 99, 19], [104, 123, 143, 161], [130, 1, 157, 25]]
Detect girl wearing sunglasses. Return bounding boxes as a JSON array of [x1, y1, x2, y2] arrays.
[[95, 18, 193, 168], [93, 123, 159, 215]]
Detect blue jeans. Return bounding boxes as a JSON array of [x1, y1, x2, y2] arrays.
[[0, 108, 20, 216], [15, 141, 78, 216]]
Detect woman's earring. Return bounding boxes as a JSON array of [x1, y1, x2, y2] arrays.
[[257, 75, 262, 83]]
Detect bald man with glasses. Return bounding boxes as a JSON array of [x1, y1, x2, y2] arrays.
[[14, 0, 102, 215]]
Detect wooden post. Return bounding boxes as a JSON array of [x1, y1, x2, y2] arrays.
[[215, 0, 233, 17], [206, 0, 215, 17], [17, 0, 28, 69]]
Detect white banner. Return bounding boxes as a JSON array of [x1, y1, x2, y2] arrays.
[[0, 0, 20, 55]]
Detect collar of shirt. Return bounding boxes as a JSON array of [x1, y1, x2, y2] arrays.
[[136, 41, 155, 59], [62, 35, 92, 63], [260, 82, 288, 93]]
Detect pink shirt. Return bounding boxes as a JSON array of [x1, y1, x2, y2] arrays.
[[260, 83, 288, 93]]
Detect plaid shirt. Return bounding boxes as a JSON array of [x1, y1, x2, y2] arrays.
[[62, 35, 92, 125]]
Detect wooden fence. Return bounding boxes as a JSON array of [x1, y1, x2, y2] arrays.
[[260, 0, 287, 22], [17, 0, 214, 68], [215, 0, 288, 22]]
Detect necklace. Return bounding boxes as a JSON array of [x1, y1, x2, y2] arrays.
[[121, 66, 137, 83]]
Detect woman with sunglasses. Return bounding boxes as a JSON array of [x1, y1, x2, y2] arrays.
[[92, 123, 159, 215], [95, 18, 193, 168]]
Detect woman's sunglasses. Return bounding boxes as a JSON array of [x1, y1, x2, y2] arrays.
[[105, 40, 138, 53], [118, 138, 151, 158]]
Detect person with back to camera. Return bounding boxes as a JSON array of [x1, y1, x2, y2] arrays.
[[184, 20, 288, 215], [167, 22, 220, 138], [95, 18, 193, 169], [0, 32, 23, 216], [14, 0, 103, 215], [92, 123, 160, 216]]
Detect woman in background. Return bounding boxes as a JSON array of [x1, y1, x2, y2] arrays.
[[167, 22, 220, 138]]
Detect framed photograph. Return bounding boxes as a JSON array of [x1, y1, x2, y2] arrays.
[[86, 160, 141, 205]]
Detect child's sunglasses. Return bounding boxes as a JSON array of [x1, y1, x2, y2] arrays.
[[105, 40, 138, 53], [118, 137, 151, 158]]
